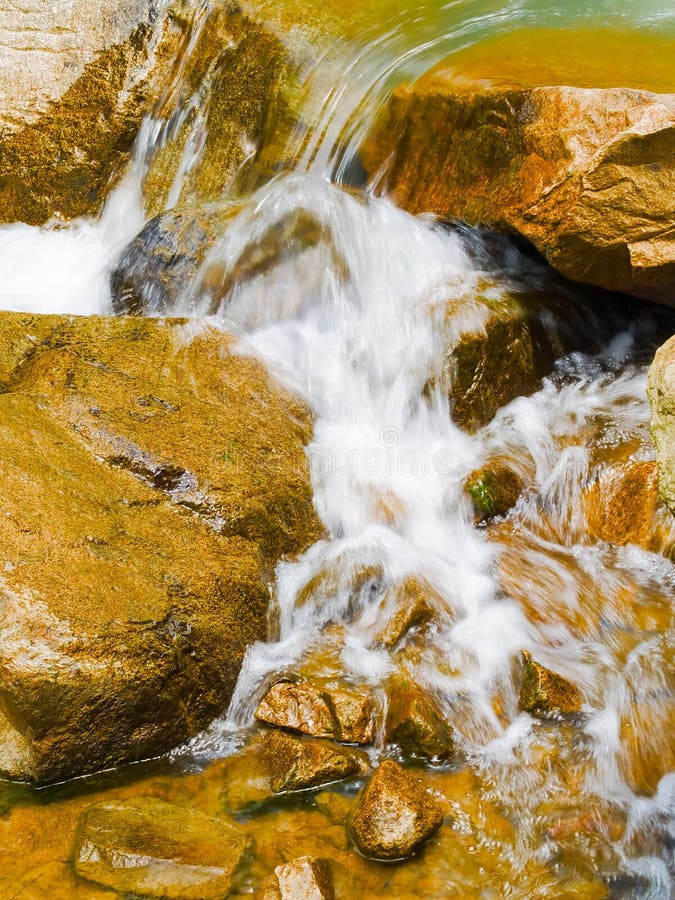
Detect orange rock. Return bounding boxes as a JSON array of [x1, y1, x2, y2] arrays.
[[586, 460, 661, 548], [255, 681, 373, 744], [362, 32, 675, 306]]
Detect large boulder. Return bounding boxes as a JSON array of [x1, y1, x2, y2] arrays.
[[648, 335, 675, 513], [0, 311, 320, 782], [362, 30, 675, 305], [0, 0, 189, 225]]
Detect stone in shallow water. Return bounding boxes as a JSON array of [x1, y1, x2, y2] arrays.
[[585, 459, 662, 548], [518, 652, 583, 718], [73, 797, 251, 899], [348, 760, 444, 861], [385, 680, 455, 761], [275, 856, 335, 900], [264, 730, 365, 793], [255, 681, 373, 744]]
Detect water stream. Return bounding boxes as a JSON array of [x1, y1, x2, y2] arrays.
[[1, 0, 674, 896]]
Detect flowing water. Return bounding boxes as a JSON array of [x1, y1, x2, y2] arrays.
[[1, 1, 674, 897]]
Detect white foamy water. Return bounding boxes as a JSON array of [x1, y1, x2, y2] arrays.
[[0, 0, 673, 891], [156, 173, 674, 894]]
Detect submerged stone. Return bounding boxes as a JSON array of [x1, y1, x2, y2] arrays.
[[518, 652, 583, 718], [73, 797, 251, 899], [0, 312, 319, 782], [348, 760, 444, 861], [264, 731, 365, 793], [275, 856, 335, 900], [385, 680, 455, 761], [362, 31, 675, 306], [466, 461, 524, 524], [255, 681, 373, 744], [375, 577, 435, 649], [585, 460, 661, 548], [648, 336, 675, 514]]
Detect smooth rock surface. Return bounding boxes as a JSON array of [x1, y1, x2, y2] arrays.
[[363, 33, 675, 305], [348, 760, 444, 860], [0, 312, 320, 782], [648, 335, 675, 513], [264, 731, 365, 793], [73, 797, 251, 899]]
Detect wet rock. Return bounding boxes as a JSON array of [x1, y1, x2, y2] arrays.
[[220, 732, 365, 812], [444, 292, 557, 432], [466, 461, 524, 524], [110, 204, 239, 316], [385, 680, 454, 761], [275, 856, 335, 900], [141, 2, 300, 217], [362, 30, 675, 305], [0, 1, 187, 224], [518, 652, 583, 718], [314, 791, 353, 825], [349, 760, 444, 860], [73, 797, 251, 898], [0, 312, 320, 782], [648, 336, 675, 514], [585, 460, 661, 547], [219, 743, 275, 814], [255, 681, 374, 744], [264, 731, 365, 793], [375, 577, 435, 649]]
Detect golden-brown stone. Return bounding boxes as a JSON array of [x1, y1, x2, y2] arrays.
[[348, 760, 444, 861], [362, 32, 675, 306], [375, 577, 435, 649], [585, 459, 661, 547], [466, 461, 525, 524], [385, 680, 454, 761], [518, 652, 583, 718], [0, 312, 320, 782], [648, 336, 675, 514], [275, 856, 334, 900], [255, 681, 373, 744], [73, 797, 251, 898]]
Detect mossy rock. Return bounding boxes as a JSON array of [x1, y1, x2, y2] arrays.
[[0, 311, 320, 783], [466, 462, 524, 524]]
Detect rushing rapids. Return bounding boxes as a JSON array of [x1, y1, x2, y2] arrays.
[[0, 0, 674, 897]]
